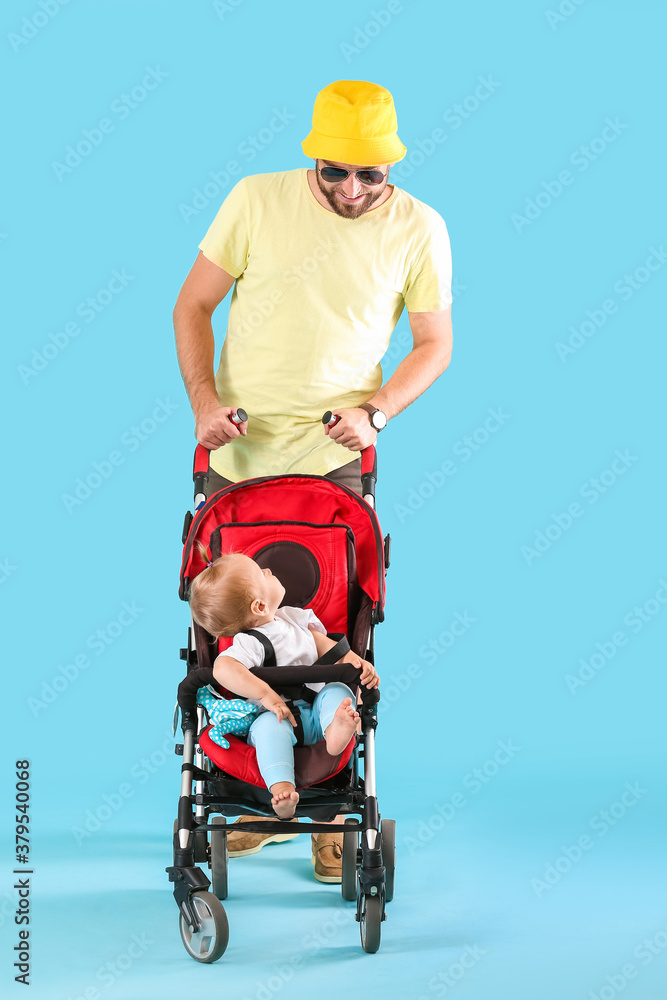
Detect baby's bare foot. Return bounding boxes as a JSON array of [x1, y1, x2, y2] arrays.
[[270, 783, 299, 819], [325, 698, 360, 756]]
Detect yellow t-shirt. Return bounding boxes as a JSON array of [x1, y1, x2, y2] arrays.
[[198, 168, 452, 480]]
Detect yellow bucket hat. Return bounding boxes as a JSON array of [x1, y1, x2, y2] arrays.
[[302, 80, 407, 165]]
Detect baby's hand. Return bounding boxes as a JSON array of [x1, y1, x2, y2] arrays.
[[337, 651, 380, 689], [260, 691, 297, 726]]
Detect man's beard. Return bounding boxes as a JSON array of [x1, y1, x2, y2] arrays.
[[315, 169, 388, 219]]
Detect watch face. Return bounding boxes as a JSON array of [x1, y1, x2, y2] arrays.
[[372, 410, 387, 430]]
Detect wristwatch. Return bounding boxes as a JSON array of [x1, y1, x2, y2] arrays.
[[358, 402, 387, 431]]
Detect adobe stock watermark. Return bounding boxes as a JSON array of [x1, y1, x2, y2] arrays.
[[530, 781, 648, 897], [61, 397, 178, 513], [404, 740, 521, 856], [520, 449, 638, 566], [565, 579, 667, 694], [394, 75, 501, 182], [179, 107, 296, 223], [64, 931, 154, 1000], [555, 246, 667, 361], [587, 918, 667, 1000], [0, 889, 20, 929], [233, 236, 338, 342], [545, 0, 589, 31], [71, 730, 174, 845], [339, 0, 412, 62], [377, 609, 478, 718], [18, 268, 134, 385], [417, 945, 487, 999], [0, 558, 18, 584], [393, 406, 511, 523], [241, 907, 357, 1000], [7, 0, 73, 54], [51, 65, 169, 181], [213, 0, 244, 19], [511, 117, 629, 234], [348, 276, 466, 393], [27, 601, 145, 717]]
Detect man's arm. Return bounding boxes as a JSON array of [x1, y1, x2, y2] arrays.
[[327, 306, 453, 450], [173, 251, 248, 448]]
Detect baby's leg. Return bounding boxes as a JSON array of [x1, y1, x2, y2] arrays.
[[311, 683, 359, 756], [247, 711, 300, 818]]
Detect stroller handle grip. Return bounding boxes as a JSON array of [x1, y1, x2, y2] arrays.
[[192, 408, 247, 506], [322, 411, 377, 507], [229, 407, 247, 426], [193, 410, 378, 508]]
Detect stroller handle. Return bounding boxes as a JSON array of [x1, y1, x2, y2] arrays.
[[192, 408, 247, 507], [229, 407, 248, 425], [322, 411, 377, 507], [192, 411, 378, 509]]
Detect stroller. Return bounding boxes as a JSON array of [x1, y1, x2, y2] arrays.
[[167, 426, 395, 961]]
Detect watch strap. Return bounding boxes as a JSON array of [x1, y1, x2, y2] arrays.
[[359, 401, 386, 430]]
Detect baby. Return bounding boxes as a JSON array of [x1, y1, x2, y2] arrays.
[[188, 551, 379, 819]]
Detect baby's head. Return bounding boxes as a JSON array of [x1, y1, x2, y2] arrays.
[[188, 550, 285, 638]]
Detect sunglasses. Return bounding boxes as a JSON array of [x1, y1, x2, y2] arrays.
[[318, 164, 387, 186]]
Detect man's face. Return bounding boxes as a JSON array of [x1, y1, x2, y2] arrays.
[[314, 158, 392, 219]]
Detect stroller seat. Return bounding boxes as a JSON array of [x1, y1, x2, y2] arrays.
[[180, 473, 384, 792], [198, 726, 356, 790]]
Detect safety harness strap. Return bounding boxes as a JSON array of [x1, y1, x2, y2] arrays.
[[317, 633, 351, 664], [241, 628, 317, 743], [242, 628, 277, 666]]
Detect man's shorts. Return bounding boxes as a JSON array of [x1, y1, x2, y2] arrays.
[[204, 457, 362, 499]]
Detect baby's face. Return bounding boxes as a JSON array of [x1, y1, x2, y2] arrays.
[[229, 553, 285, 618]]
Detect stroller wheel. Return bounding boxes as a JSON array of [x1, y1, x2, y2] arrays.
[[380, 819, 395, 903], [209, 816, 229, 900], [341, 819, 360, 901], [179, 891, 229, 963], [359, 892, 382, 954]]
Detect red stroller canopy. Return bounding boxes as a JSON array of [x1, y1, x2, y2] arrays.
[[180, 475, 385, 614]]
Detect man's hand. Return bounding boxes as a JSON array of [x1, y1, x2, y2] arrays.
[[195, 403, 248, 449], [337, 650, 380, 689], [325, 408, 377, 451], [259, 691, 297, 726]]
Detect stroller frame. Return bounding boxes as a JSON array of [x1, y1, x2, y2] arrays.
[[167, 442, 395, 960]]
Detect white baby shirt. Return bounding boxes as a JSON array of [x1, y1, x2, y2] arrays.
[[220, 607, 328, 706]]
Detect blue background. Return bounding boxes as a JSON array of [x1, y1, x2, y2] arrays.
[[3, 1, 666, 997]]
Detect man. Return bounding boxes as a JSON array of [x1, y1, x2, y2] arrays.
[[173, 79, 453, 880]]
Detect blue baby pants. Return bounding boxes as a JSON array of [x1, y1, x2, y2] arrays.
[[246, 682, 355, 789]]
